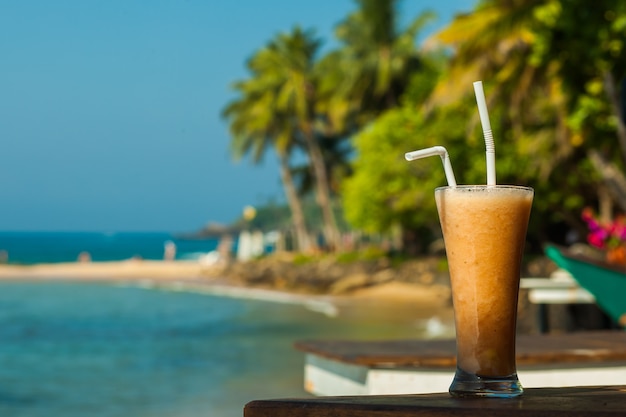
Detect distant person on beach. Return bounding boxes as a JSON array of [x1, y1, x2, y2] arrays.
[[0, 250, 8, 264], [77, 251, 91, 263], [164, 240, 176, 261], [217, 235, 234, 262]]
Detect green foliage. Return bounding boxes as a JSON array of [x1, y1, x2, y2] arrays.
[[341, 85, 545, 238], [342, 108, 435, 233], [342, 100, 472, 233], [292, 253, 316, 265], [223, 0, 626, 253], [425, 0, 626, 244], [436, 257, 448, 273], [530, 0, 626, 152], [240, 199, 291, 231], [231, 195, 350, 236], [335, 246, 387, 263]]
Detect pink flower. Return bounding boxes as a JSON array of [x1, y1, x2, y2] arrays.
[[587, 232, 606, 249], [612, 216, 626, 240], [581, 208, 626, 250]]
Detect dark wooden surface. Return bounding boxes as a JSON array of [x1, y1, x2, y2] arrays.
[[244, 385, 626, 417], [294, 330, 626, 368]]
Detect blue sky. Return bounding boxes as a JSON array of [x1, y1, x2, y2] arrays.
[[0, 0, 475, 232]]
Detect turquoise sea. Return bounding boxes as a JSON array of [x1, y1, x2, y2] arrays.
[[0, 233, 450, 417], [0, 231, 221, 264]]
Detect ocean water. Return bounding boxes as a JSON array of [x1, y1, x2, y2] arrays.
[[0, 233, 452, 416], [0, 232, 220, 264], [0, 282, 442, 417]]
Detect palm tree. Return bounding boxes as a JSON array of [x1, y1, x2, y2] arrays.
[[318, 0, 435, 129], [291, 133, 354, 197], [316, 0, 437, 251], [224, 27, 342, 250], [223, 76, 313, 252]]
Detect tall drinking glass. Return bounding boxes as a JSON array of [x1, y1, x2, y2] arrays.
[[435, 185, 533, 398]]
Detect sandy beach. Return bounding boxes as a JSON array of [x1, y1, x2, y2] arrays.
[[0, 259, 208, 281], [0, 259, 453, 313]]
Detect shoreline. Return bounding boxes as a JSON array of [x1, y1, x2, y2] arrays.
[[0, 259, 207, 280], [0, 259, 455, 330], [0, 259, 452, 302]]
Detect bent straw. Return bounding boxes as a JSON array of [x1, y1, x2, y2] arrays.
[[473, 81, 496, 185], [405, 146, 457, 187]]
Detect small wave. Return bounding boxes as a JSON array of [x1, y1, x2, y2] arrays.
[[132, 280, 341, 318], [304, 300, 339, 317]]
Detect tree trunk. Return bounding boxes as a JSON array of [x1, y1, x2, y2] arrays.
[[277, 152, 312, 252], [302, 129, 341, 251], [588, 149, 626, 212], [591, 72, 626, 212], [598, 186, 613, 224], [602, 71, 626, 163], [401, 227, 423, 258]]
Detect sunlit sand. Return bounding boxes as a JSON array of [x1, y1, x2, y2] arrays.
[[0, 260, 206, 281], [0, 260, 451, 309]]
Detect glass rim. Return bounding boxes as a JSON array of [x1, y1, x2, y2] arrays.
[[435, 185, 533, 192]]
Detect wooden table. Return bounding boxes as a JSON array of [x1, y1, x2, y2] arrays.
[[244, 385, 626, 417], [296, 330, 626, 368], [295, 330, 626, 395]]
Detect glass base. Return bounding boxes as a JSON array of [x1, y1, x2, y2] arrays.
[[449, 367, 523, 398]]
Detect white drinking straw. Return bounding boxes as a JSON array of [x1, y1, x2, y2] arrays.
[[473, 81, 496, 185], [405, 146, 457, 187]]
